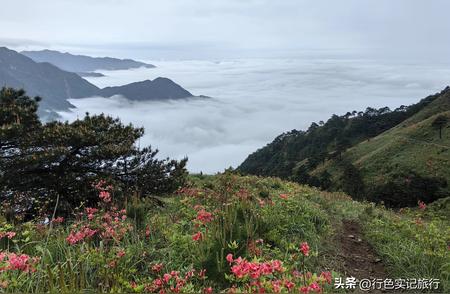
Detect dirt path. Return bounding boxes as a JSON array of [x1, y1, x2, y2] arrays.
[[338, 220, 387, 280]]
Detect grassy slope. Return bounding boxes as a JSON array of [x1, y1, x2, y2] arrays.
[[1, 174, 449, 292], [314, 90, 450, 194]]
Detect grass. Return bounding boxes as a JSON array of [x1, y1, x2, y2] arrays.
[[0, 174, 449, 292]]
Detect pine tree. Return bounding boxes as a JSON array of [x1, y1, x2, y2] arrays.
[[0, 88, 187, 217], [431, 115, 448, 139]]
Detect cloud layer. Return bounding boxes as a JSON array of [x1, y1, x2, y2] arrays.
[[58, 57, 450, 173]]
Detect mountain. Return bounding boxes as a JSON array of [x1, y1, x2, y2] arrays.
[[0, 48, 195, 119], [21, 49, 155, 73], [239, 87, 450, 207], [0, 47, 99, 116], [98, 77, 193, 101]]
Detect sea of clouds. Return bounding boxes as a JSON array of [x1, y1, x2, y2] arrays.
[[58, 58, 450, 173]]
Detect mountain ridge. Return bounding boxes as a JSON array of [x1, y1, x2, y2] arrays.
[[21, 49, 155, 73], [0, 47, 195, 118], [238, 87, 450, 207]]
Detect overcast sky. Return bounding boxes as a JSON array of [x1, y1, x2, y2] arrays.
[[1, 0, 449, 60]]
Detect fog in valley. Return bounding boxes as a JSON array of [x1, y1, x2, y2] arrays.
[[58, 58, 450, 173]]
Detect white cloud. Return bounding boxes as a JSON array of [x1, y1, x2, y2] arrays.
[[58, 57, 450, 173]]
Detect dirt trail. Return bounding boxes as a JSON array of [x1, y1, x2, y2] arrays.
[[338, 220, 387, 280]]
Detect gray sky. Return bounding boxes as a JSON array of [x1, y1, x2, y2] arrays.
[[1, 0, 449, 60]]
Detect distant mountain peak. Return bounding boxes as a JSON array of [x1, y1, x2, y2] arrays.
[[0, 48, 197, 119], [98, 77, 193, 101], [21, 49, 156, 73]]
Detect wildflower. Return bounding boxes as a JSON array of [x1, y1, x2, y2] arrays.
[[204, 287, 213, 294], [198, 269, 207, 279], [279, 194, 289, 200], [99, 191, 111, 203], [300, 286, 309, 293], [271, 260, 283, 272], [272, 280, 282, 293], [300, 242, 310, 256], [226, 253, 234, 264], [163, 273, 172, 283], [196, 209, 214, 224], [192, 231, 203, 241], [54, 217, 65, 224], [152, 263, 163, 272], [308, 282, 321, 292], [117, 250, 126, 258], [418, 200, 426, 210], [285, 280, 295, 291], [4, 253, 39, 273], [5, 232, 16, 239], [319, 271, 332, 284]]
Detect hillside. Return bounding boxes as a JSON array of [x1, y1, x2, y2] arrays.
[[0, 173, 448, 292], [0, 48, 195, 118], [21, 49, 155, 73], [238, 87, 450, 207], [0, 47, 99, 116], [314, 88, 450, 206]]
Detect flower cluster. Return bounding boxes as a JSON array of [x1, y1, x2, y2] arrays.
[[51, 217, 64, 224], [196, 209, 214, 225], [66, 226, 97, 245], [93, 180, 113, 203], [176, 187, 204, 198], [144, 268, 206, 293], [0, 252, 40, 273], [300, 242, 310, 256], [66, 185, 131, 245], [0, 231, 16, 240], [227, 254, 285, 280]]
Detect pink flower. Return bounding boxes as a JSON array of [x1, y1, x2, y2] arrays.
[[163, 273, 171, 283], [196, 210, 214, 224], [300, 242, 310, 256], [4, 253, 39, 273], [226, 253, 234, 264], [272, 280, 282, 293], [52, 217, 64, 224], [285, 280, 295, 291], [300, 286, 309, 293], [117, 250, 125, 258], [271, 260, 283, 272], [308, 282, 321, 292], [204, 287, 213, 294], [5, 232, 16, 239], [319, 271, 332, 284], [99, 191, 111, 203], [152, 263, 163, 272], [198, 269, 206, 279], [279, 194, 289, 200], [192, 231, 203, 241], [418, 200, 426, 210]]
